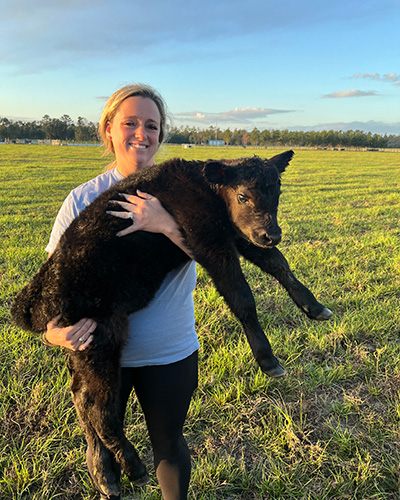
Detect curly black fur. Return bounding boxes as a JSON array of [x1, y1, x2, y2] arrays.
[[11, 151, 331, 495]]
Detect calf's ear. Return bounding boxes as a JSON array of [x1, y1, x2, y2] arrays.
[[204, 161, 235, 185], [267, 150, 294, 173]]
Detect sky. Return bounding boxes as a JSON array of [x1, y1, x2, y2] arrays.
[[1, 0, 399, 135]]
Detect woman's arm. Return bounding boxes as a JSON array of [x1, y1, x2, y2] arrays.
[[107, 190, 194, 259]]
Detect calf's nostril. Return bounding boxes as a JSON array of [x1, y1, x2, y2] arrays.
[[266, 233, 282, 246]]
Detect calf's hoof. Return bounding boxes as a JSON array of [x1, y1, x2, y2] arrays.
[[260, 355, 287, 378], [305, 304, 333, 321], [314, 307, 332, 321], [264, 363, 287, 378], [131, 471, 150, 487], [125, 461, 149, 486], [97, 479, 121, 498]]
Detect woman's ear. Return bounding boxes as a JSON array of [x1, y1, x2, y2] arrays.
[[105, 122, 112, 140]]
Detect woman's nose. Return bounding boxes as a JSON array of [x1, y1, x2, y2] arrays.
[[135, 125, 145, 140]]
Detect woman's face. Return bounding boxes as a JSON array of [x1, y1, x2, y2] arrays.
[[106, 96, 161, 176]]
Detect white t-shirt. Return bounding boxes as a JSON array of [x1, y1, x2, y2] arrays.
[[46, 167, 199, 367]]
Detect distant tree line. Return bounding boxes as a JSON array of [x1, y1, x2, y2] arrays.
[[1, 116, 399, 149], [168, 125, 400, 149], [0, 115, 98, 142]]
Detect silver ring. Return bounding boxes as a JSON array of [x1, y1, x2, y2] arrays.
[[79, 337, 84, 343], [128, 212, 134, 221]]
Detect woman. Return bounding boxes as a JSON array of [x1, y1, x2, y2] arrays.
[[44, 84, 199, 500]]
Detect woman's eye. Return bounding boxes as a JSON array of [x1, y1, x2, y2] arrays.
[[238, 194, 248, 204], [147, 124, 159, 131]]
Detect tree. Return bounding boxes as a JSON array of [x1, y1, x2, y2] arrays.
[[241, 131, 250, 147], [279, 130, 289, 146], [260, 129, 271, 147], [60, 114, 75, 140], [222, 128, 232, 146], [40, 115, 51, 139], [75, 116, 89, 142], [75, 117, 98, 142], [0, 117, 11, 139], [250, 128, 260, 146], [270, 129, 280, 146], [0, 116, 396, 149]]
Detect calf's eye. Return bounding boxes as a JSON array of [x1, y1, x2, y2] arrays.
[[237, 194, 248, 204]]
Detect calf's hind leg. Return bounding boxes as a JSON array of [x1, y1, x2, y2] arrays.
[[85, 420, 122, 497], [68, 318, 149, 487], [67, 357, 121, 497]]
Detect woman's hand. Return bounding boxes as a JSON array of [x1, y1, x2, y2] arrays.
[[108, 190, 176, 236], [45, 314, 97, 351], [107, 190, 194, 258]]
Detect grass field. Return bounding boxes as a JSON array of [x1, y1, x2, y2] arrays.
[[1, 144, 399, 500]]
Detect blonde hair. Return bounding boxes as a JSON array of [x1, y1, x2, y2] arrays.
[[98, 83, 168, 158]]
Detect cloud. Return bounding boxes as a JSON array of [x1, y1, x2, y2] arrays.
[[170, 113, 400, 134], [0, 0, 396, 74], [323, 89, 379, 98], [289, 120, 400, 135], [352, 72, 400, 83], [172, 107, 294, 125]]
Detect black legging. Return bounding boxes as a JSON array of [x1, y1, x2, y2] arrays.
[[87, 350, 198, 500]]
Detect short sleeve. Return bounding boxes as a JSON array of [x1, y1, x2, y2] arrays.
[[45, 192, 80, 254]]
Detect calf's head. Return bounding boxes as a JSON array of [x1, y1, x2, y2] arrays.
[[204, 151, 294, 248]]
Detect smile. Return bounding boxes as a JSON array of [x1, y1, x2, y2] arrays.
[[130, 143, 147, 150]]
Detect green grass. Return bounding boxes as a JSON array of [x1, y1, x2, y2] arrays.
[[1, 144, 399, 499]]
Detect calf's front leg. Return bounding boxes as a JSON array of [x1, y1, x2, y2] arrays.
[[236, 241, 332, 320], [203, 253, 286, 378]]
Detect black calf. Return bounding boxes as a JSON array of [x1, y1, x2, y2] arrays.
[[11, 151, 331, 495]]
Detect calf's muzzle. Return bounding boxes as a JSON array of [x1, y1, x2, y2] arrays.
[[253, 227, 282, 247], [264, 230, 282, 247]]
